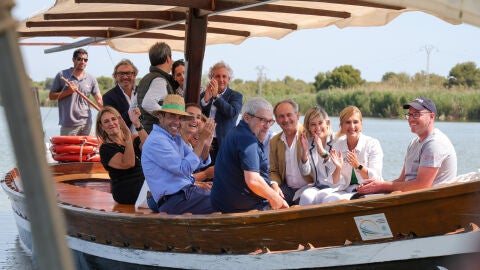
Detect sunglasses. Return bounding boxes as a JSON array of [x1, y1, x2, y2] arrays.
[[75, 57, 88, 62]]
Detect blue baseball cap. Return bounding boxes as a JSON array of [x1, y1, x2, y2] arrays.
[[403, 96, 437, 114]]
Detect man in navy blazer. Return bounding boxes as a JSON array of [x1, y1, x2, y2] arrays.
[[103, 59, 139, 132], [200, 61, 243, 164]]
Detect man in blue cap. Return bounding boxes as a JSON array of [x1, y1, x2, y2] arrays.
[[357, 96, 457, 194]]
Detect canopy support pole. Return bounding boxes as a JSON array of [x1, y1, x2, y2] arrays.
[[184, 8, 208, 104], [0, 1, 75, 269]]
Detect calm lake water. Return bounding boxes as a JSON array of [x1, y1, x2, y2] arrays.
[[0, 107, 479, 269]]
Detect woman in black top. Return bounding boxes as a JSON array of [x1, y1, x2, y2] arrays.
[[95, 106, 147, 204]]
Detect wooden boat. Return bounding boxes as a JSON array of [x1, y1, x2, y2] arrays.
[[2, 162, 480, 269], [2, 0, 479, 269]]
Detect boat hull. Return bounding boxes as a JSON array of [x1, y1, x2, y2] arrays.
[[2, 162, 480, 269], [67, 232, 480, 270]]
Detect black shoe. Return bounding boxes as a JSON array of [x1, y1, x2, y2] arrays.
[[350, 192, 365, 200]]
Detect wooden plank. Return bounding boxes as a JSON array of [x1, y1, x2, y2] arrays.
[[55, 182, 151, 214]]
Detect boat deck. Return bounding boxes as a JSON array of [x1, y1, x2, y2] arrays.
[[55, 182, 152, 215]]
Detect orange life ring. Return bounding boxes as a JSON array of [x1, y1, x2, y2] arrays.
[[52, 154, 101, 162], [50, 144, 97, 154], [50, 136, 99, 145]]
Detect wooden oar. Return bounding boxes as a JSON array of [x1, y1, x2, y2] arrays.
[[60, 76, 101, 111]]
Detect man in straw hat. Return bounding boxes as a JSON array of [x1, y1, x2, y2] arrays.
[[358, 96, 457, 195], [141, 94, 215, 214]]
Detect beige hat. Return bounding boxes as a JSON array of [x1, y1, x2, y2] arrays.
[[154, 94, 193, 119]]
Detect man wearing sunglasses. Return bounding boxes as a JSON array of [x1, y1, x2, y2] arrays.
[[358, 96, 457, 195], [50, 48, 103, 136]]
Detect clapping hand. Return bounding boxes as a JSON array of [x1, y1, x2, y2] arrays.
[[329, 149, 343, 168], [313, 134, 327, 155], [300, 132, 309, 153], [118, 116, 132, 143], [205, 78, 218, 102], [128, 107, 141, 127], [346, 150, 360, 169], [198, 118, 215, 145]]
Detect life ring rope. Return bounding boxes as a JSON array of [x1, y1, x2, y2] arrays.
[[50, 136, 100, 163]]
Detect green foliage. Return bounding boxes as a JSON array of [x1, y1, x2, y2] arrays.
[[26, 63, 480, 121], [314, 65, 365, 91], [411, 71, 447, 88], [96, 76, 114, 93], [448, 61, 480, 88], [380, 71, 447, 89], [317, 89, 480, 121], [314, 72, 326, 91], [381, 72, 411, 87]]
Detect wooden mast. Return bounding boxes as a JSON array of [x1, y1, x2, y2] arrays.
[[184, 8, 208, 104], [0, 1, 75, 269]]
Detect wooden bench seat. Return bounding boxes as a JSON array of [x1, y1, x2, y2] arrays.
[[56, 182, 152, 215]]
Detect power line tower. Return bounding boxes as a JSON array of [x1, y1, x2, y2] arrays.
[[256, 65, 266, 96], [422, 45, 435, 89]]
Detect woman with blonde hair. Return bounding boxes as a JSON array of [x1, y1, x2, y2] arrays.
[[320, 106, 384, 203], [96, 105, 148, 204], [298, 106, 342, 205]]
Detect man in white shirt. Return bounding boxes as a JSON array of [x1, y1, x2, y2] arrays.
[[269, 99, 313, 205]]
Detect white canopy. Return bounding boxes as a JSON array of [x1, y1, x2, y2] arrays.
[[17, 0, 479, 53]]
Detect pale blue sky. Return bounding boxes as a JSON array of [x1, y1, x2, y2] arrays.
[[13, 0, 480, 83]]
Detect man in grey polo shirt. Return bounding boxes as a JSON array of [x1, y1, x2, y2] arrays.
[[50, 48, 103, 135], [357, 96, 457, 194]]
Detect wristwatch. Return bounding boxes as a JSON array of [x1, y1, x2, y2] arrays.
[[321, 151, 329, 158], [357, 164, 363, 170], [135, 125, 144, 131]]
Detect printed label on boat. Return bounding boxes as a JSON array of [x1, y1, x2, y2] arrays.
[[354, 213, 393, 241]]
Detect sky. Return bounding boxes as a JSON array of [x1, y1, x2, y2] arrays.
[[12, 1, 480, 83]]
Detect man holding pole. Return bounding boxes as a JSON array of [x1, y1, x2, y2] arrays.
[[50, 48, 103, 135]]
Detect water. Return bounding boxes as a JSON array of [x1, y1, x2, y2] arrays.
[[0, 107, 479, 269]]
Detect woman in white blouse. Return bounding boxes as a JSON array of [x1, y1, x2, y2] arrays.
[[298, 106, 342, 206], [319, 106, 384, 203]]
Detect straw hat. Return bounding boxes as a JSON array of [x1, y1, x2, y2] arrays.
[[153, 94, 193, 119]]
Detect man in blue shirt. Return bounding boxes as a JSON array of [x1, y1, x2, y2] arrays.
[[142, 94, 215, 214], [211, 97, 289, 213]]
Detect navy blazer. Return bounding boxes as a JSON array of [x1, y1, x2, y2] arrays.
[[200, 87, 243, 148], [103, 84, 133, 128]]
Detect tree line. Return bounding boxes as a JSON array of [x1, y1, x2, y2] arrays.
[[26, 61, 480, 121]]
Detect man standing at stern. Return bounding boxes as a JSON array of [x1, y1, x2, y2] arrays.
[[50, 48, 103, 135]]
